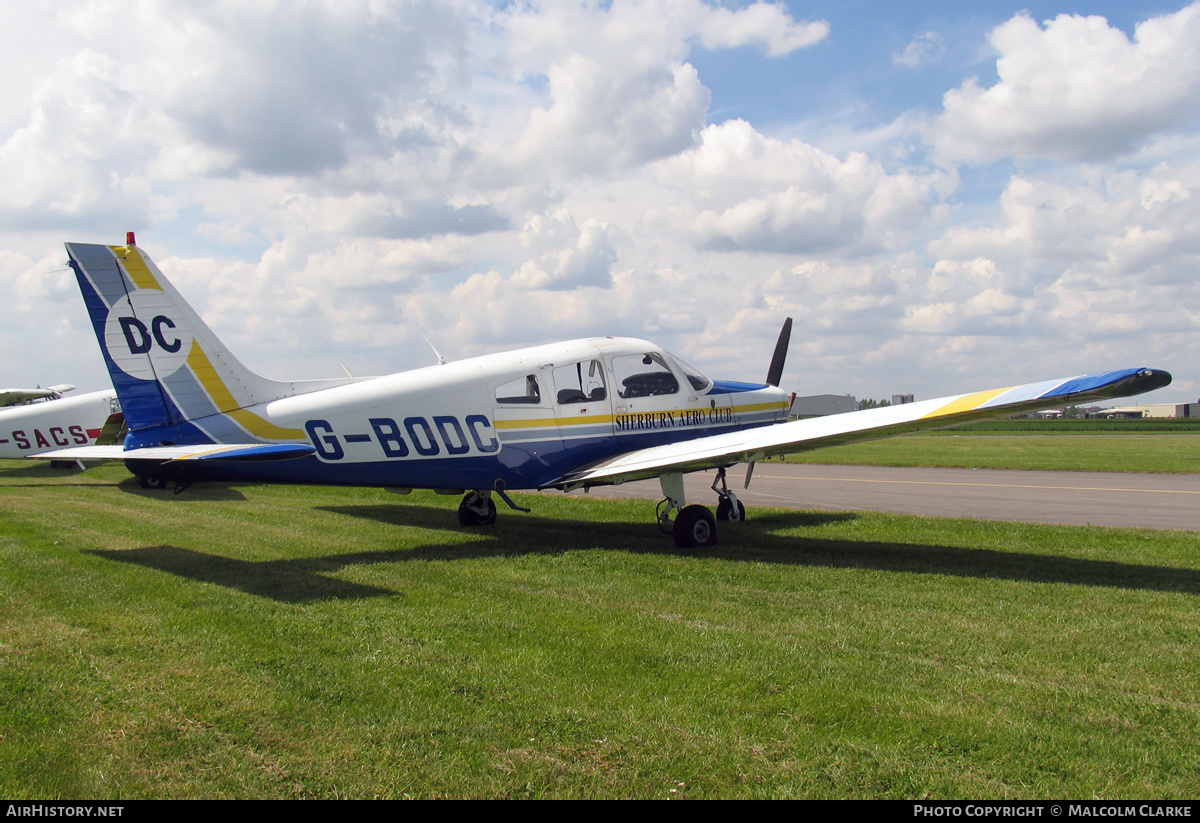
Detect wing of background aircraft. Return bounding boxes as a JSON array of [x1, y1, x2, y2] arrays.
[[0, 384, 75, 406], [553, 366, 1171, 488]]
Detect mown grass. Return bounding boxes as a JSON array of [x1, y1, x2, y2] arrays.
[[1, 461, 1198, 798], [945, 420, 1200, 434], [784, 434, 1200, 473]]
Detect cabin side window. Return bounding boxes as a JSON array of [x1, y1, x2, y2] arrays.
[[494, 374, 542, 405], [553, 360, 607, 405], [611, 353, 679, 398]]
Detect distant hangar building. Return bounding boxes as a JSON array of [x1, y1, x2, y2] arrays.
[[1096, 403, 1199, 419], [791, 394, 857, 417]]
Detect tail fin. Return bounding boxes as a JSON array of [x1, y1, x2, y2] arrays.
[[66, 240, 345, 445]]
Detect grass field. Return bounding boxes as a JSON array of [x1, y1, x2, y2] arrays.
[[938, 420, 1200, 434], [784, 434, 1200, 473], [2, 461, 1198, 799]]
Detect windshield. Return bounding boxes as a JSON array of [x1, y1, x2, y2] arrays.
[[665, 351, 712, 394]]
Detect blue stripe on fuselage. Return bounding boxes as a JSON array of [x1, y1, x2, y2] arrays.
[[129, 416, 778, 490], [710, 380, 770, 394]]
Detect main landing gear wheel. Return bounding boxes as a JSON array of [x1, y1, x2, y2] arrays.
[[135, 474, 168, 490], [673, 504, 718, 549], [457, 491, 498, 526], [716, 497, 746, 522]]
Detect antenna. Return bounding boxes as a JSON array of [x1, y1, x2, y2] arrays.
[[420, 331, 448, 365], [323, 341, 355, 378]]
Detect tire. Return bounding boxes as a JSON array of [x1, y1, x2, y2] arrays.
[[716, 498, 746, 522], [673, 505, 718, 548], [136, 474, 168, 490], [457, 493, 498, 526]]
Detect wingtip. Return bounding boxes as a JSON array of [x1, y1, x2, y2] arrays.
[[1136, 368, 1172, 393]]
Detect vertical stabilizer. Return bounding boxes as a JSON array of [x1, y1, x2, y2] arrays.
[[66, 242, 307, 444]]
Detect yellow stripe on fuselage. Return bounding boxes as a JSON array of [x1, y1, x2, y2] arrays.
[[110, 246, 161, 291], [494, 414, 611, 429], [494, 399, 788, 431], [920, 387, 1013, 420], [186, 342, 303, 440]]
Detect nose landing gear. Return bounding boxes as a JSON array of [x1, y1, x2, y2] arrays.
[[712, 467, 745, 522]]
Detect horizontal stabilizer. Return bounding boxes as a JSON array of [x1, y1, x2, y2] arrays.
[[27, 443, 316, 463]]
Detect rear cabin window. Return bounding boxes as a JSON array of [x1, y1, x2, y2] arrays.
[[612, 353, 679, 398], [495, 374, 542, 404]]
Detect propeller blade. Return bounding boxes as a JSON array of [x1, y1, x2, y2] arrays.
[[765, 317, 792, 387], [744, 461, 755, 490]]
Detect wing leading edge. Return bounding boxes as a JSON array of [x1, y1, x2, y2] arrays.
[[551, 367, 1172, 488]]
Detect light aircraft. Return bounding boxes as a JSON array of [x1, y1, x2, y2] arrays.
[[35, 235, 1171, 547], [0, 384, 121, 460], [2, 383, 77, 407]]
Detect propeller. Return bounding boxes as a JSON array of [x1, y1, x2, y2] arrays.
[[746, 317, 793, 489], [765, 317, 792, 387]]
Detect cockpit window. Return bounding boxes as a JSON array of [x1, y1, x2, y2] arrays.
[[612, 353, 680, 398]]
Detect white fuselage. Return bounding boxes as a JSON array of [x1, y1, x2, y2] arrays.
[[0, 390, 119, 458]]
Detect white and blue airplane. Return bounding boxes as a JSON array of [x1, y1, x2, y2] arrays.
[[35, 235, 1171, 547]]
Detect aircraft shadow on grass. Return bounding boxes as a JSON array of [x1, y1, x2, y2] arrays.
[[89, 502, 1200, 604], [114, 476, 249, 501], [0, 463, 104, 484], [0, 467, 250, 500]]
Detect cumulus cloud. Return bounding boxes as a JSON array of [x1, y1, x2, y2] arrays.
[[506, 59, 710, 176], [0, 0, 474, 236], [695, 2, 829, 56], [930, 164, 1200, 291], [651, 120, 943, 255], [934, 4, 1200, 162], [511, 210, 619, 290], [493, 1, 827, 177], [63, 0, 468, 176]]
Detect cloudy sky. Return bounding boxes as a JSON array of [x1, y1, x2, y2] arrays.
[[1, 0, 1195, 406]]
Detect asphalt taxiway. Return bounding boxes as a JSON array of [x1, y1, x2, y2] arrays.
[[570, 463, 1200, 531]]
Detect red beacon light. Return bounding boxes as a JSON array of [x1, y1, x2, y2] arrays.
[[126, 231, 136, 246]]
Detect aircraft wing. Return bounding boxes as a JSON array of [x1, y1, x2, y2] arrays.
[[1, 385, 75, 406], [552, 367, 1172, 488], [26, 443, 316, 463]]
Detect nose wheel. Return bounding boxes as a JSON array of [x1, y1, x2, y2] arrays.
[[712, 467, 746, 522], [716, 496, 746, 522]]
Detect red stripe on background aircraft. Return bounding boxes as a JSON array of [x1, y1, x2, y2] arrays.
[[1, 383, 121, 460], [34, 234, 1171, 547]]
